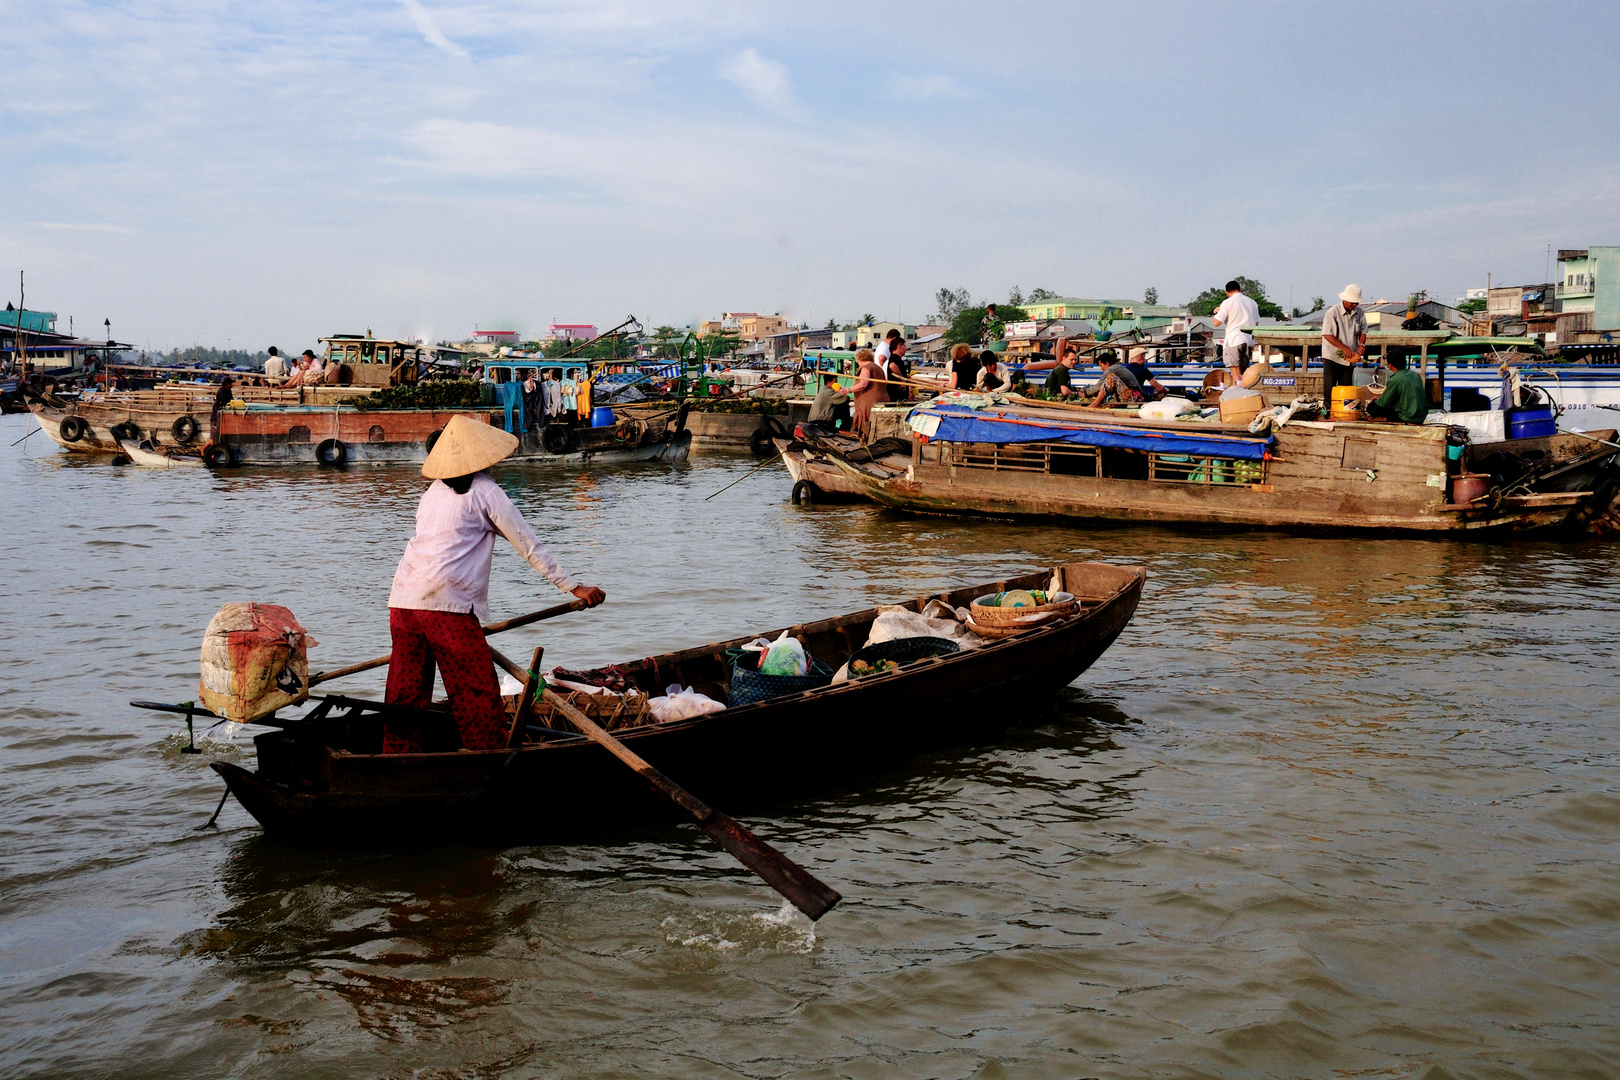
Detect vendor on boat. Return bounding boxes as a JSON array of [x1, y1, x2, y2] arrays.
[[975, 352, 1007, 392], [1365, 354, 1428, 424], [382, 415, 605, 754], [808, 378, 850, 429], [1321, 284, 1368, 399], [1087, 350, 1145, 407]]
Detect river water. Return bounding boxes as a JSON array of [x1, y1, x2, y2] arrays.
[[2, 409, 1618, 1079]]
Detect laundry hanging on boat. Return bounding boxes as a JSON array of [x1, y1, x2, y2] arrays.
[[907, 403, 1274, 462]]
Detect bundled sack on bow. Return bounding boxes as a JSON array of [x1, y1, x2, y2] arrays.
[[198, 603, 318, 722]]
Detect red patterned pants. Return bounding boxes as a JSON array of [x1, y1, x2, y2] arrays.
[[382, 607, 508, 754]]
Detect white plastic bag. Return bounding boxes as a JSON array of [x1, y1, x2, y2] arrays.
[[865, 601, 987, 650], [649, 684, 726, 723], [1139, 397, 1197, 420], [760, 631, 808, 676]]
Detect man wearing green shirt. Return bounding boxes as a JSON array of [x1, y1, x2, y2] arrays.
[[1366, 354, 1427, 424]]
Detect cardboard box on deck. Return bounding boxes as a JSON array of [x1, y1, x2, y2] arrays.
[[1218, 393, 1267, 425]]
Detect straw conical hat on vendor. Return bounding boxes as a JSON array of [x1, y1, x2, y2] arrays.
[[421, 415, 519, 479]]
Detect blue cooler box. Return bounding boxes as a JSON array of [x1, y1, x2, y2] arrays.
[[1508, 408, 1556, 439]]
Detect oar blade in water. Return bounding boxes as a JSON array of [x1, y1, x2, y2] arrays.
[[700, 810, 842, 921]]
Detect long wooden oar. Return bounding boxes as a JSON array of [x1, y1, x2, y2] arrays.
[[703, 448, 786, 501], [487, 645, 842, 921], [309, 598, 588, 687]]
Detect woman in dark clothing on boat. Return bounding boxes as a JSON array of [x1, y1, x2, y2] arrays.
[[946, 343, 980, 391]]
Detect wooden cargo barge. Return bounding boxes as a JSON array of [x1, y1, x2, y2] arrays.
[[215, 406, 692, 467], [800, 404, 1620, 534]]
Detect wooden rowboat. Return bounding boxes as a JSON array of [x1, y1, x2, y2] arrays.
[[116, 436, 204, 468], [212, 561, 1144, 840]]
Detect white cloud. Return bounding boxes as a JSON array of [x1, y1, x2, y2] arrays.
[[399, 0, 468, 58], [721, 48, 799, 118], [29, 222, 138, 234], [887, 73, 964, 100]]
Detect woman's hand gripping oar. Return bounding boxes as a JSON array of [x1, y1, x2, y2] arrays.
[[487, 644, 842, 921], [307, 598, 590, 687]]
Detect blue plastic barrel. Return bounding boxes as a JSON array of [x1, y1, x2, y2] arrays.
[[591, 406, 616, 428]]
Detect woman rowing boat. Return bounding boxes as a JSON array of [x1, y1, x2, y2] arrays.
[[383, 415, 605, 754]]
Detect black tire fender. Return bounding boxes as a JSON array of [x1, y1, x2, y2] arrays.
[[59, 416, 89, 442], [203, 443, 235, 468], [749, 425, 776, 456], [110, 420, 140, 441], [172, 415, 201, 443], [425, 428, 443, 454], [541, 425, 571, 455], [315, 438, 348, 467], [791, 479, 816, 506]]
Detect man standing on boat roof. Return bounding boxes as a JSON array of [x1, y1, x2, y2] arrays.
[[1211, 280, 1260, 377], [383, 415, 605, 754], [1321, 284, 1368, 399]]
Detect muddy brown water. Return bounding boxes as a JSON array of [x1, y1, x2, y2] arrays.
[[2, 410, 1618, 1078]]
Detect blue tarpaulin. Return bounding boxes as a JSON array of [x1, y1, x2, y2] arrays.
[[912, 404, 1272, 461]]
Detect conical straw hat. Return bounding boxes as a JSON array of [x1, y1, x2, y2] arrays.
[[422, 414, 520, 479]]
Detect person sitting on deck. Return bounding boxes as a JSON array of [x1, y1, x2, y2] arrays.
[[263, 347, 288, 381], [1125, 349, 1168, 401], [1365, 354, 1428, 424], [1044, 349, 1078, 399], [1087, 350, 1144, 408], [945, 343, 980, 391], [808, 379, 850, 429], [285, 350, 322, 388], [382, 415, 605, 754], [975, 352, 1007, 392]]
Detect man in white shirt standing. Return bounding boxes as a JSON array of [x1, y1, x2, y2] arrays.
[[1211, 280, 1260, 379], [382, 415, 604, 753], [1320, 284, 1368, 398]]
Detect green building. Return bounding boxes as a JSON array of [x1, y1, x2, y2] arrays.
[[1017, 298, 1181, 327]]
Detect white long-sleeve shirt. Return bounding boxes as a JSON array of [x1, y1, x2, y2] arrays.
[[1213, 293, 1260, 348], [388, 473, 578, 620]]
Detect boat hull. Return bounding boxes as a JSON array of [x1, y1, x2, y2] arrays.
[[774, 438, 869, 500], [825, 421, 1612, 535], [218, 410, 691, 467], [211, 562, 1143, 840]]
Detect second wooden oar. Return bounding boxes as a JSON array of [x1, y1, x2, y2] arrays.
[[309, 598, 588, 686], [487, 645, 842, 921]]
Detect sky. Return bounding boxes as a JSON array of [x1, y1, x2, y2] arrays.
[[2, 0, 1617, 352]]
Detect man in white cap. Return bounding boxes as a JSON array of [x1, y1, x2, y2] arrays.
[[382, 414, 604, 754], [1320, 284, 1368, 398]]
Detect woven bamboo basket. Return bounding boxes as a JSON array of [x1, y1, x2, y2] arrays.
[[529, 689, 655, 732], [968, 590, 1078, 626]]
